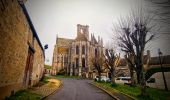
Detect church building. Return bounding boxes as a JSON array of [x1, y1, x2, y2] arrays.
[[52, 24, 103, 78]]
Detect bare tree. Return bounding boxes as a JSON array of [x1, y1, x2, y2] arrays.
[[104, 49, 120, 84], [91, 57, 104, 81], [124, 53, 136, 85], [115, 10, 155, 96], [146, 0, 170, 25]]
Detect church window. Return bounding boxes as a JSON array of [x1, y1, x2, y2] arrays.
[[82, 45, 85, 54], [82, 58, 85, 67], [76, 45, 79, 55], [95, 48, 98, 57], [80, 29, 83, 34], [76, 58, 79, 68]]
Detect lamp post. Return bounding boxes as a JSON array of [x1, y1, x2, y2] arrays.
[[158, 49, 168, 91]]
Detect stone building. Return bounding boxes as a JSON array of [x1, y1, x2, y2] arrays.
[[52, 24, 103, 78], [0, 0, 44, 99]]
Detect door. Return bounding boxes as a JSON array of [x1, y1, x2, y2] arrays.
[[23, 47, 34, 87]]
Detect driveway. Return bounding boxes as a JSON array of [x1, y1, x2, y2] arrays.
[[46, 78, 114, 100]]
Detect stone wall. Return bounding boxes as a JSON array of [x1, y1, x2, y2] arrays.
[[31, 38, 44, 86], [0, 0, 44, 99], [0, 1, 29, 99]]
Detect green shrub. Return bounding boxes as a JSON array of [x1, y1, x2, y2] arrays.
[[40, 76, 49, 83], [57, 69, 66, 75]]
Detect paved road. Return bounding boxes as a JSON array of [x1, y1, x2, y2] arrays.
[[46, 78, 114, 100]]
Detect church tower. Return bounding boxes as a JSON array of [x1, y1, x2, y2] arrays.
[[76, 24, 89, 41]]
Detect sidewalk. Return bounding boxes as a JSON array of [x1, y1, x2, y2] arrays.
[[29, 77, 62, 99]]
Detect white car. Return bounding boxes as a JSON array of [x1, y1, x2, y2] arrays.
[[115, 77, 131, 84], [95, 76, 110, 82]]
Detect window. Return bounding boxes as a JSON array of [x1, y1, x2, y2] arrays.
[[95, 49, 98, 57], [76, 58, 79, 68], [80, 29, 83, 34], [82, 58, 85, 67], [76, 45, 79, 55], [82, 45, 85, 54], [0, 0, 5, 11]]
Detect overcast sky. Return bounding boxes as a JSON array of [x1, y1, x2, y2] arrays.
[[25, 0, 170, 65]]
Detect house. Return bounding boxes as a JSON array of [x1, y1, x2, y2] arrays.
[[0, 0, 44, 99]]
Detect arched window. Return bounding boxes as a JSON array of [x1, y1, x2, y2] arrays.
[[76, 45, 79, 55], [76, 58, 79, 68], [82, 58, 85, 67], [82, 45, 85, 54], [95, 48, 98, 57]]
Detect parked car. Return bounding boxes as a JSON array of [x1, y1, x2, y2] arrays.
[[115, 77, 131, 84], [94, 76, 110, 82], [94, 76, 99, 81]]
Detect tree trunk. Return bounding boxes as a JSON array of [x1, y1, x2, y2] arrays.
[[111, 70, 115, 84], [140, 51, 147, 96], [98, 72, 101, 81], [136, 70, 141, 84], [130, 68, 135, 85]]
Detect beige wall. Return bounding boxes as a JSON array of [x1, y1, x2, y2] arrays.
[[31, 39, 44, 86], [0, 1, 29, 99], [0, 0, 44, 99]]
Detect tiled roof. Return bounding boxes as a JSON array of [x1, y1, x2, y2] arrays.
[[149, 55, 170, 65]]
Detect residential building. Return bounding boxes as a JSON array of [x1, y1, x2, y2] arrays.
[[0, 0, 44, 99]]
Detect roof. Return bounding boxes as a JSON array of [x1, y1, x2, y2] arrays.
[[149, 55, 170, 65], [119, 59, 127, 66], [58, 47, 69, 54], [57, 38, 74, 47]]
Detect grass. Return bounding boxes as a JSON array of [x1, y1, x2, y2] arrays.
[[40, 76, 49, 83], [44, 65, 52, 69], [95, 81, 170, 100], [54, 75, 81, 78], [5, 90, 41, 100]]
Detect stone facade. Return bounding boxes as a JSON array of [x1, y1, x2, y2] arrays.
[[52, 24, 103, 78], [0, 0, 44, 99]]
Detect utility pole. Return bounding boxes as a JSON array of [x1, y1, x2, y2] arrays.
[[158, 49, 168, 91]]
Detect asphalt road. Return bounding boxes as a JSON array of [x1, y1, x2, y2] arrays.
[[46, 78, 114, 100]]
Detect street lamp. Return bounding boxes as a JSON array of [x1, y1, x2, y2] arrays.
[[158, 49, 168, 91]]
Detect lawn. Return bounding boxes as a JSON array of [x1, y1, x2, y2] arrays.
[[5, 90, 41, 100], [54, 75, 81, 78], [94, 81, 170, 100]]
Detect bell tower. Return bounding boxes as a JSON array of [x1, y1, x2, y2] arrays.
[[77, 24, 89, 40]]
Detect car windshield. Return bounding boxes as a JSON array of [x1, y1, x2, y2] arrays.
[[118, 77, 131, 81], [122, 78, 130, 81]]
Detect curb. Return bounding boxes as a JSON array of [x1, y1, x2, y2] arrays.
[[115, 89, 135, 100], [89, 82, 120, 100], [41, 79, 63, 100]]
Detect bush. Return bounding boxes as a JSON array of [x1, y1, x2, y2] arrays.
[[40, 76, 49, 83]]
